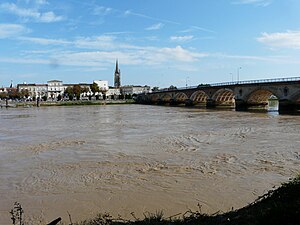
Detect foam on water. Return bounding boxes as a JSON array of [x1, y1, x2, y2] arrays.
[[0, 105, 299, 224]]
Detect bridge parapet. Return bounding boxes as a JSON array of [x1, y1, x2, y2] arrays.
[[136, 77, 300, 114]]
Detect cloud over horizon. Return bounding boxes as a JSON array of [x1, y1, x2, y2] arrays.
[[0, 23, 29, 38], [231, 0, 272, 7], [257, 30, 300, 49], [0, 2, 64, 23]]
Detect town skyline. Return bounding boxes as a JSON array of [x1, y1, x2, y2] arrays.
[[1, 0, 300, 88]]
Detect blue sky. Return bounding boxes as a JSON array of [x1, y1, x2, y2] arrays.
[[1, 0, 300, 88]]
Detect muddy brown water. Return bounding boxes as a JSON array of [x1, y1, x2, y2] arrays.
[[0, 105, 299, 224]]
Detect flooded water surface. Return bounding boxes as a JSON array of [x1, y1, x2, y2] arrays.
[[0, 105, 299, 224]]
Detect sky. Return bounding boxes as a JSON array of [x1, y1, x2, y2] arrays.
[[1, 0, 300, 88]]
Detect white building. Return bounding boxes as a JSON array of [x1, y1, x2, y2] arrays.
[[93, 80, 109, 92], [106, 87, 120, 98], [47, 80, 64, 99], [17, 83, 48, 99], [121, 85, 151, 95], [0, 87, 7, 94]]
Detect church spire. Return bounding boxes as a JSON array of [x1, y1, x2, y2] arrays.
[[115, 59, 119, 73], [114, 60, 121, 88]]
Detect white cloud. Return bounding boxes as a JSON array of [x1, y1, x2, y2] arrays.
[[181, 26, 216, 34], [0, 2, 64, 23], [1, 3, 39, 18], [54, 45, 204, 67], [93, 6, 113, 16], [156, 46, 206, 62], [74, 36, 117, 49], [0, 57, 49, 64], [10, 31, 207, 68], [18, 36, 70, 45], [212, 52, 288, 62], [170, 35, 194, 42], [124, 10, 179, 25], [231, 0, 272, 7], [35, 0, 49, 5], [0, 23, 29, 38], [257, 30, 300, 49], [145, 23, 164, 31], [39, 11, 64, 22]]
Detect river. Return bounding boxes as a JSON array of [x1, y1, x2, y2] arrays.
[[0, 105, 299, 224]]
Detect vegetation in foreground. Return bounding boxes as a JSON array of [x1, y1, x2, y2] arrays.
[[74, 175, 300, 225], [11, 175, 300, 225]]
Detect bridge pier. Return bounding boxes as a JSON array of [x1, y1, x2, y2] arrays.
[[235, 99, 248, 111], [278, 100, 299, 114], [235, 99, 270, 111], [170, 99, 180, 106], [185, 99, 194, 106], [206, 99, 216, 108]]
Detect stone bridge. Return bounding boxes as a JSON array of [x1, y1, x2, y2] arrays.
[[136, 77, 300, 114]]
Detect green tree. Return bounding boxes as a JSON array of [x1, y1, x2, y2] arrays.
[[0, 92, 8, 99], [73, 84, 82, 100], [90, 82, 100, 96], [168, 85, 177, 90], [20, 89, 29, 98], [152, 86, 159, 92], [65, 86, 74, 100], [8, 89, 21, 99]]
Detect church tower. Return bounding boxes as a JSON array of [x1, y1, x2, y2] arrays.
[[114, 60, 121, 88]]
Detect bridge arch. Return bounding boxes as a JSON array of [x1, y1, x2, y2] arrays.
[[174, 92, 189, 103], [161, 93, 172, 103], [212, 88, 235, 106], [245, 88, 280, 105], [150, 94, 160, 103], [290, 90, 300, 102], [190, 90, 208, 104]]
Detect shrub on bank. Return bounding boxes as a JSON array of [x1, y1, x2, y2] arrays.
[[74, 175, 300, 225]]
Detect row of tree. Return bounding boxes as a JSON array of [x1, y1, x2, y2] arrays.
[[0, 83, 137, 101], [0, 89, 30, 100]]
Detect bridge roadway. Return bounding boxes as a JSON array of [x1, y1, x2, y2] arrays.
[[136, 77, 300, 114]]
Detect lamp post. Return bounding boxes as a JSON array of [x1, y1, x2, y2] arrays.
[[186, 76, 189, 89], [230, 73, 233, 82], [237, 67, 242, 84]]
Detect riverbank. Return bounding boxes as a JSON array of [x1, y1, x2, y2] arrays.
[[11, 99, 135, 107], [73, 175, 300, 225]]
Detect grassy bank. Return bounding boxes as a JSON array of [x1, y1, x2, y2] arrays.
[[74, 175, 300, 225]]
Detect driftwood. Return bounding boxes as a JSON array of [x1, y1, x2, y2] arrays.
[[46, 217, 61, 225]]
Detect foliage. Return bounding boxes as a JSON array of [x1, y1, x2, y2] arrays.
[[0, 92, 8, 99], [8, 89, 22, 99], [20, 89, 29, 98], [73, 175, 300, 225], [65, 87, 74, 100], [10, 202, 24, 225], [90, 82, 100, 95], [125, 94, 132, 100], [42, 95, 48, 101], [152, 87, 159, 92], [197, 84, 211, 88], [168, 85, 177, 90], [73, 84, 82, 100]]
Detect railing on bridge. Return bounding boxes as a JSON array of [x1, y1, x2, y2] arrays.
[[210, 76, 300, 87], [153, 76, 300, 93]]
